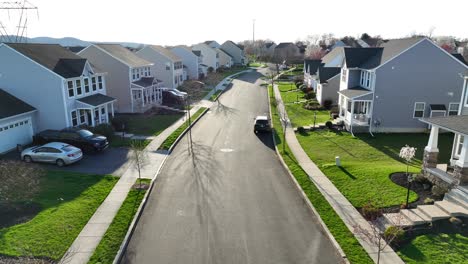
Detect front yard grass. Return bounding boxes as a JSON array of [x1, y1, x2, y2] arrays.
[[0, 171, 118, 260], [209, 89, 223, 101], [115, 113, 184, 136], [268, 85, 372, 263], [109, 137, 151, 148], [296, 131, 453, 208], [88, 179, 151, 264], [159, 107, 207, 150], [398, 233, 468, 263]]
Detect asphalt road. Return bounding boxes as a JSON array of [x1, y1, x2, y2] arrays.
[[122, 70, 342, 264]]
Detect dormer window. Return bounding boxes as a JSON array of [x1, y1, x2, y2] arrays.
[[84, 78, 90, 93], [76, 79, 82, 96], [92, 77, 97, 91]]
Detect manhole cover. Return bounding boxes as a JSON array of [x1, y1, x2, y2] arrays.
[[220, 148, 234, 153]]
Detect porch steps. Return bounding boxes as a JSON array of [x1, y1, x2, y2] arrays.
[[444, 188, 468, 210], [434, 200, 468, 217], [416, 205, 450, 221], [381, 213, 413, 228], [400, 209, 431, 225]]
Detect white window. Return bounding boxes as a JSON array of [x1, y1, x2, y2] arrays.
[[341, 68, 347, 82], [84, 78, 90, 93], [132, 69, 136, 80], [413, 102, 425, 118], [92, 77, 97, 91], [79, 110, 86, 124], [456, 135, 464, 157], [71, 110, 78, 126], [366, 72, 370, 87], [67, 81, 74, 97], [449, 103, 460, 116], [360, 71, 365, 86], [98, 76, 104, 90], [76, 79, 82, 95]]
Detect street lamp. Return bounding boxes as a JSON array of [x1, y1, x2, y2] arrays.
[[406, 174, 414, 208]]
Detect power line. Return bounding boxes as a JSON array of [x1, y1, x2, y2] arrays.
[[0, 1, 38, 43]]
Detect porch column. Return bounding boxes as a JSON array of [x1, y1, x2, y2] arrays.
[[91, 109, 95, 127], [105, 105, 109, 123], [98, 107, 103, 125], [141, 90, 145, 107], [423, 126, 439, 169], [111, 103, 115, 117], [454, 137, 468, 184]]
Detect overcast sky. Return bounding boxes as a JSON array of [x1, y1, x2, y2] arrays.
[[2, 0, 467, 45]]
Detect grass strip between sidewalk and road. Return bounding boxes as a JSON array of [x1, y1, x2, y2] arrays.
[[268, 85, 372, 263], [158, 107, 207, 150], [88, 179, 151, 264], [209, 90, 223, 101]]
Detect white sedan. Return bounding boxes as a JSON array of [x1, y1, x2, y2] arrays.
[[21, 142, 83, 167]]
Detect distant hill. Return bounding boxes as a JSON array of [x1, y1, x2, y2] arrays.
[[0, 36, 145, 49]]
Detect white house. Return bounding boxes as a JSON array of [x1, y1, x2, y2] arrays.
[[171, 45, 200, 80], [0, 43, 116, 152], [221, 40, 247, 65], [192, 43, 219, 71], [136, 45, 184, 89], [79, 44, 162, 113], [216, 48, 233, 68], [192, 50, 208, 78], [0, 89, 36, 153]]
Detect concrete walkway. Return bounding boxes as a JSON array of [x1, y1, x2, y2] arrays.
[[62, 71, 248, 264], [272, 84, 403, 264]]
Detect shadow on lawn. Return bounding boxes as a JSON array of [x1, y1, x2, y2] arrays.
[[339, 166, 356, 180]]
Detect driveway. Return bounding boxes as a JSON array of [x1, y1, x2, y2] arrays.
[[0, 147, 131, 177], [122, 69, 343, 263]]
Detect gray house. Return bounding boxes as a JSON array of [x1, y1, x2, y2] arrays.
[[0, 43, 115, 153], [337, 37, 468, 134], [79, 44, 162, 113], [221, 40, 247, 65], [316, 66, 341, 106], [171, 45, 200, 80]]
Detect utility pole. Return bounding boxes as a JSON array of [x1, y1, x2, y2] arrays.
[[252, 19, 256, 60], [0, 1, 39, 43]]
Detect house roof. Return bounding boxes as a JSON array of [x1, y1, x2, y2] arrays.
[[265, 42, 276, 49], [276, 42, 295, 49], [338, 86, 372, 99], [339, 38, 362, 48], [77, 93, 116, 107], [148, 45, 181, 61], [430, 104, 447, 111], [0, 89, 36, 120], [304, 59, 322, 75], [420, 115, 468, 136], [321, 47, 345, 66], [223, 40, 244, 51], [192, 50, 201, 56], [132, 77, 156, 88], [67, 46, 86, 53], [95, 44, 152, 68], [451, 53, 468, 65], [318, 67, 341, 83], [204, 40, 217, 45], [7, 43, 88, 78], [218, 48, 233, 58], [344, 47, 383, 68]]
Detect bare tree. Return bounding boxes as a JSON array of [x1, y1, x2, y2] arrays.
[[0, 160, 43, 209], [305, 45, 326, 59], [130, 140, 148, 189]]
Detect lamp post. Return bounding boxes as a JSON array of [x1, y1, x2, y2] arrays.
[[399, 145, 416, 208], [406, 174, 414, 207]]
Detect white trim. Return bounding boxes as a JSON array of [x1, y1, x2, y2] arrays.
[[448, 102, 460, 116], [337, 91, 373, 100], [373, 38, 427, 71], [0, 110, 37, 123], [419, 120, 468, 137], [425, 38, 468, 70], [413, 102, 426, 118], [429, 110, 447, 117]]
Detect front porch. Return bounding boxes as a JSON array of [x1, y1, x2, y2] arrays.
[[420, 115, 468, 187], [338, 88, 373, 132], [131, 77, 163, 113], [75, 93, 116, 127]]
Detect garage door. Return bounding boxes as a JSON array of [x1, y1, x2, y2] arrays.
[[0, 117, 33, 153]]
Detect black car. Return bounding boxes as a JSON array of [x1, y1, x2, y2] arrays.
[[33, 128, 109, 152], [254, 116, 271, 133]]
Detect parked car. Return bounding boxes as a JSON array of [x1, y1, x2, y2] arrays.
[[21, 142, 83, 167], [254, 116, 271, 133], [33, 127, 108, 152]]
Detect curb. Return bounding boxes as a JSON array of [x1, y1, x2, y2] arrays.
[[112, 107, 210, 264], [267, 84, 349, 263]]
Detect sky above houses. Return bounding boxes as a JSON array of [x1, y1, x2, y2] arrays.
[[2, 0, 468, 45]]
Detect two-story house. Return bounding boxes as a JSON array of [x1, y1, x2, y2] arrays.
[[315, 66, 341, 106], [216, 48, 233, 68], [79, 44, 162, 113], [0, 43, 116, 152], [303, 59, 322, 89], [192, 43, 219, 72], [205, 40, 221, 49], [136, 45, 184, 89], [192, 50, 208, 78], [221, 40, 247, 65], [337, 37, 468, 134], [273, 43, 303, 64], [171, 45, 200, 80]]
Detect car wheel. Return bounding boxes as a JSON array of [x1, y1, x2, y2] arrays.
[[24, 155, 32, 163], [254, 130, 257, 133], [56, 159, 65, 167]]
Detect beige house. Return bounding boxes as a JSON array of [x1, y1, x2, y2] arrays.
[[79, 44, 163, 113], [216, 48, 233, 68]]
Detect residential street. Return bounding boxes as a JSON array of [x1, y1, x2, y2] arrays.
[[122, 69, 342, 264]]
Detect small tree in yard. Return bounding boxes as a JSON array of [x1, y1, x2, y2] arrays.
[[130, 140, 148, 189], [400, 145, 416, 207], [0, 160, 44, 209]]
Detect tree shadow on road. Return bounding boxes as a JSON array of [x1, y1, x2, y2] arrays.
[[213, 100, 238, 117]]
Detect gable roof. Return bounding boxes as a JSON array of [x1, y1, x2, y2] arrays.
[[204, 40, 217, 45], [224, 40, 244, 51], [321, 47, 345, 66], [192, 50, 201, 56], [77, 93, 116, 107], [344, 47, 383, 68], [304, 59, 322, 75], [7, 43, 88, 78], [94, 44, 152, 68], [420, 115, 468, 136], [318, 67, 341, 83], [0, 89, 36, 120], [265, 42, 276, 49], [276, 42, 295, 49], [451, 53, 468, 66], [218, 48, 234, 58], [147, 45, 181, 61]]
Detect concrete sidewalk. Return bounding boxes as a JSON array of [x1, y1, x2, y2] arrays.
[[272, 84, 403, 264], [62, 71, 247, 264]]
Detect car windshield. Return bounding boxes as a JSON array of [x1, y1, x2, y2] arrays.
[[61, 145, 75, 152], [78, 129, 94, 138], [256, 120, 268, 125]]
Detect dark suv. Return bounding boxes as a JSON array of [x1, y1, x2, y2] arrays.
[[33, 128, 109, 152], [254, 116, 271, 133]]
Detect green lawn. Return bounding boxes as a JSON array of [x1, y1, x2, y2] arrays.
[[115, 113, 184, 136], [249, 62, 267, 68], [109, 137, 151, 148], [277, 82, 331, 127], [398, 233, 468, 263], [0, 171, 118, 260], [209, 90, 223, 101], [89, 179, 151, 264], [159, 107, 207, 150], [268, 85, 372, 263], [295, 131, 453, 208]]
